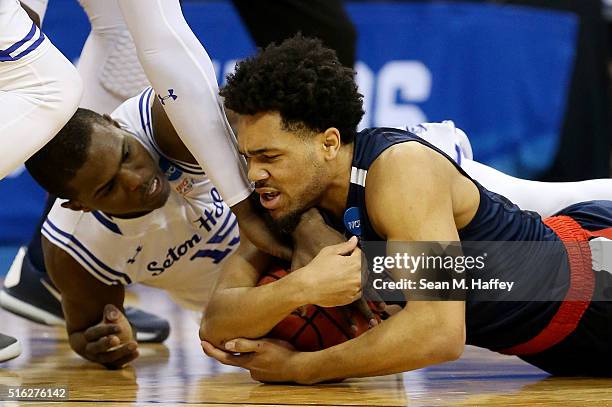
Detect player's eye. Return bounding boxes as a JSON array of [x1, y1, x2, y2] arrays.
[[105, 180, 116, 195]]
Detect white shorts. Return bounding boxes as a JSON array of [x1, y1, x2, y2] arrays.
[[0, 0, 82, 179], [0, 0, 50, 66]]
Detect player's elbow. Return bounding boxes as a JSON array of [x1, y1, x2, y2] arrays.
[[432, 325, 465, 363], [199, 318, 210, 342], [415, 313, 465, 365], [199, 312, 224, 348], [438, 336, 464, 362], [420, 335, 463, 367]]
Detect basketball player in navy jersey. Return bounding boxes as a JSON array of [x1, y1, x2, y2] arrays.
[[200, 35, 612, 381]]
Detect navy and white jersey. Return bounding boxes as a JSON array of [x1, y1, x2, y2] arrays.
[[42, 87, 240, 311], [344, 127, 570, 351], [0, 0, 49, 65]]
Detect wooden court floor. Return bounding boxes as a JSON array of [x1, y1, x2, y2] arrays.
[[1, 284, 611, 407]]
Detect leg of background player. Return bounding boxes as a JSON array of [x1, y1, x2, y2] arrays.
[[411, 121, 612, 218], [76, 0, 148, 113], [462, 160, 612, 217], [0, 34, 82, 179], [231, 0, 356, 68]]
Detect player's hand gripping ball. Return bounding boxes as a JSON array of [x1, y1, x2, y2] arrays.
[[257, 264, 380, 351]]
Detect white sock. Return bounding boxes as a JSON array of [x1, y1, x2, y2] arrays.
[[412, 121, 612, 217], [463, 160, 612, 217]]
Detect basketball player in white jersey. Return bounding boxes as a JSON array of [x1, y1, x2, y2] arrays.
[[0, 0, 82, 363], [26, 87, 243, 369]]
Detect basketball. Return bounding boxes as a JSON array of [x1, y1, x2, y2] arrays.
[[257, 264, 373, 352]]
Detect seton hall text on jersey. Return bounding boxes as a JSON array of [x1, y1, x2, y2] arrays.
[[147, 234, 202, 276]]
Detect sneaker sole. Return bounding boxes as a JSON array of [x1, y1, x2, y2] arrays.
[[0, 290, 65, 326], [0, 340, 21, 363], [136, 331, 160, 342], [3, 247, 26, 289]]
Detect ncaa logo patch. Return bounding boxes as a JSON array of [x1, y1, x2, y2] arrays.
[[343, 206, 362, 237], [159, 156, 182, 181]]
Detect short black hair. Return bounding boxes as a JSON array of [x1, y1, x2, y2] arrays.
[[25, 108, 103, 198], [220, 34, 364, 143]]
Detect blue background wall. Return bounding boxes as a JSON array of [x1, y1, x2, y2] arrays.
[[0, 0, 578, 248]]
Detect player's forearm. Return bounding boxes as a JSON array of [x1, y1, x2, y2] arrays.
[[201, 272, 309, 346], [118, 0, 252, 207], [293, 302, 465, 383]]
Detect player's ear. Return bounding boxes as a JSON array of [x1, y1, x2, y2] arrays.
[[61, 200, 92, 212], [321, 127, 341, 160], [102, 113, 121, 129]]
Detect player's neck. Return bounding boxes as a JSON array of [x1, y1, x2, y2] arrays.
[[103, 209, 154, 219], [318, 143, 354, 221]]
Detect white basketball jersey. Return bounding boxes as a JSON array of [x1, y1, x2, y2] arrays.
[[42, 87, 240, 311]]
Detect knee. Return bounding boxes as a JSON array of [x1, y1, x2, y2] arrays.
[[78, 0, 125, 34]]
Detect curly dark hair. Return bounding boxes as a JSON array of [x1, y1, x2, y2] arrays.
[[220, 34, 364, 143]]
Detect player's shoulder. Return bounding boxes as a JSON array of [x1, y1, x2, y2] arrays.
[[43, 204, 134, 286], [373, 137, 441, 176], [44, 199, 83, 236], [44, 200, 125, 246], [365, 134, 457, 205], [111, 87, 154, 134]]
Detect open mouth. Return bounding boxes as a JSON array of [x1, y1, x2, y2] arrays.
[[259, 191, 281, 210]]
